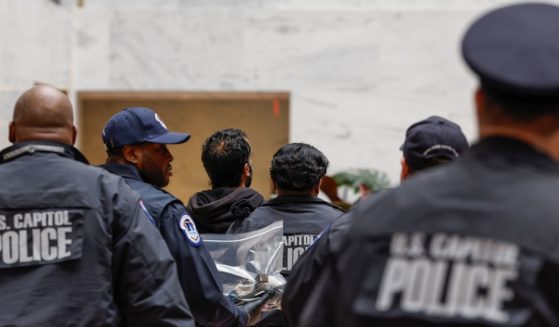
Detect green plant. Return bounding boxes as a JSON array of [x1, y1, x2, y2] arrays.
[[332, 168, 391, 194]]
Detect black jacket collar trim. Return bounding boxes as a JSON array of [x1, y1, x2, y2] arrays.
[[264, 195, 342, 209], [472, 136, 559, 172], [0, 141, 89, 164], [99, 163, 143, 181]]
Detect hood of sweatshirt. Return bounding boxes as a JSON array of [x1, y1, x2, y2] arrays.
[[186, 187, 264, 234]]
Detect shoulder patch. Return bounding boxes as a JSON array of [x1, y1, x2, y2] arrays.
[[179, 214, 201, 247]]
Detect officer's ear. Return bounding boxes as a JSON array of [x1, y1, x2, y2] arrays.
[[475, 87, 489, 126], [475, 88, 511, 135], [400, 157, 410, 181], [475, 88, 486, 119], [71, 125, 77, 145], [122, 145, 142, 165], [240, 162, 251, 187], [8, 121, 15, 143]]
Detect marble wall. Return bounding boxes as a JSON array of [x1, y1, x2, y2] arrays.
[[0, 0, 553, 184]]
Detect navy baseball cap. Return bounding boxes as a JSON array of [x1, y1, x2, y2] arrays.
[[401, 116, 469, 169], [462, 3, 559, 103], [102, 107, 190, 148]]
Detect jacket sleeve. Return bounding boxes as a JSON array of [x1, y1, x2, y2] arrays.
[[298, 246, 343, 327], [159, 201, 249, 327], [111, 180, 195, 327], [283, 211, 353, 326], [282, 225, 332, 326], [539, 261, 559, 324]]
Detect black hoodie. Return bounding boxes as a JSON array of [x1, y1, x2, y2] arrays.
[[186, 187, 264, 234]]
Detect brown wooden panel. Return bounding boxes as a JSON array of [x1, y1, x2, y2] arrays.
[[78, 91, 289, 201]]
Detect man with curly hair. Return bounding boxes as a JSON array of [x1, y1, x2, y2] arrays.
[[227, 143, 344, 326], [227, 142, 344, 276]]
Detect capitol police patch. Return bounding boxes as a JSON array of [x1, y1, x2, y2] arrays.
[[179, 214, 201, 247]]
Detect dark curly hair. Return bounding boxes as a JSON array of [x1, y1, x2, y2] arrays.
[[202, 128, 251, 188], [270, 143, 329, 192]]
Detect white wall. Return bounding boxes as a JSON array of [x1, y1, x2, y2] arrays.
[[0, 0, 553, 184]]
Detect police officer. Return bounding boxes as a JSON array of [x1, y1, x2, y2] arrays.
[[399, 116, 469, 180], [282, 116, 468, 326], [300, 3, 559, 326], [0, 86, 193, 326], [100, 107, 254, 326]]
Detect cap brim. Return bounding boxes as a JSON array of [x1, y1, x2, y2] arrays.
[[148, 132, 191, 144]]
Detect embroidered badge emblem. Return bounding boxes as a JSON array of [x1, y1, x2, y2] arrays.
[[179, 214, 201, 247]]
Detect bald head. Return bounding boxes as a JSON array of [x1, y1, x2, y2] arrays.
[[9, 85, 76, 145]]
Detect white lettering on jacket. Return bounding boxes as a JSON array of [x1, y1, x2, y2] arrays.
[[375, 233, 518, 324]]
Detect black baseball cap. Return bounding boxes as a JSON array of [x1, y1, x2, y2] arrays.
[[462, 3, 559, 103], [102, 107, 190, 148], [401, 116, 469, 169]]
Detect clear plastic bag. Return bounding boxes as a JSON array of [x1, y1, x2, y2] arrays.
[[202, 221, 285, 304]]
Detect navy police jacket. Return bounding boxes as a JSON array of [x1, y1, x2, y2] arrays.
[[283, 210, 352, 327], [301, 137, 559, 327], [0, 142, 193, 326], [101, 163, 249, 327], [228, 195, 344, 276]]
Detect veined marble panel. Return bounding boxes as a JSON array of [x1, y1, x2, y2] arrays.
[[75, 8, 111, 88], [239, 9, 475, 92], [0, 0, 71, 90], [109, 9, 245, 89], [106, 8, 478, 91]]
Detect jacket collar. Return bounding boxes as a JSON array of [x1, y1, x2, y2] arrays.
[[0, 141, 89, 164], [100, 162, 143, 181], [264, 194, 335, 207], [471, 136, 559, 172]]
